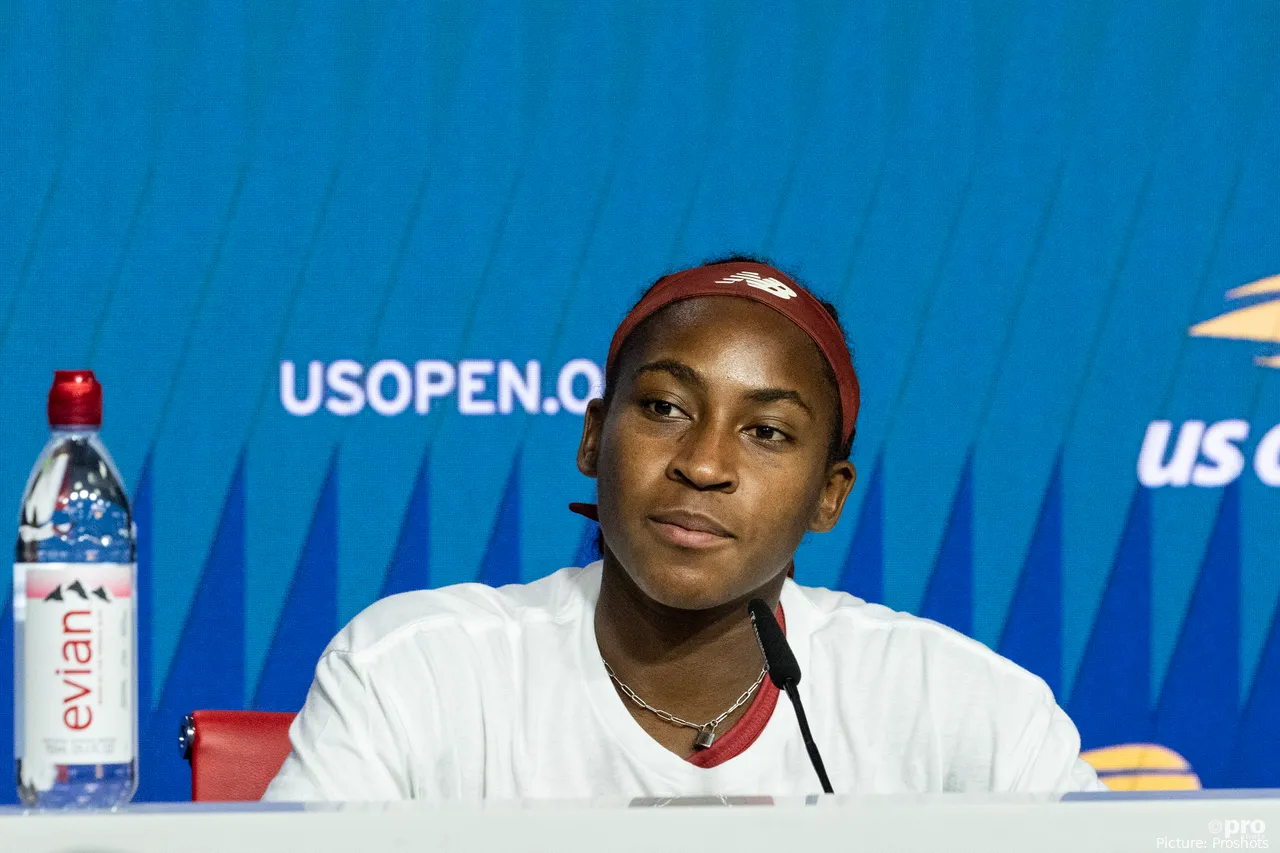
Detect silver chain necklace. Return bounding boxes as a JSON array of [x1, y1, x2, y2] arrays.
[[602, 659, 768, 749]]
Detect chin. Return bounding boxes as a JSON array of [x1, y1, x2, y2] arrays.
[[630, 558, 746, 612]]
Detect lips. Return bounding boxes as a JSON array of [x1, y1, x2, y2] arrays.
[[648, 510, 734, 549]]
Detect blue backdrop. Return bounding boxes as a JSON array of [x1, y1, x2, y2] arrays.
[[2, 0, 1279, 800]]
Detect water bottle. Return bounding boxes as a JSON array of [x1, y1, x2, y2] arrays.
[[14, 371, 136, 807]]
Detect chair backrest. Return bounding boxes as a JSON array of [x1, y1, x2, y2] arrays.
[[181, 709, 297, 801]]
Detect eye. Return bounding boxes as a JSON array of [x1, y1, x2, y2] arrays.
[[641, 398, 686, 419], [749, 425, 789, 442]]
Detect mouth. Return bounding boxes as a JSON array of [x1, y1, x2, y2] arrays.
[[647, 510, 734, 550]]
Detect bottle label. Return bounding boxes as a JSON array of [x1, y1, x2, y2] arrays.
[[17, 563, 135, 769]]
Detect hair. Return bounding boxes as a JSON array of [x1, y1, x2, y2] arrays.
[[601, 254, 856, 464]]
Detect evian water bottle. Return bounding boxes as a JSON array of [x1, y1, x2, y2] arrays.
[[14, 371, 137, 807]]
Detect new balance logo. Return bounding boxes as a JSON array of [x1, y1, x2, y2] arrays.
[[715, 270, 797, 299]]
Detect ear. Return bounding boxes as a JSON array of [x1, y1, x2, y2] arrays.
[[808, 461, 856, 533], [577, 398, 606, 478]]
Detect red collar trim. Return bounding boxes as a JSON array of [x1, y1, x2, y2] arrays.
[[684, 605, 785, 769]]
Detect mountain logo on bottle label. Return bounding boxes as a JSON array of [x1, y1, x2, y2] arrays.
[[42, 580, 112, 603]]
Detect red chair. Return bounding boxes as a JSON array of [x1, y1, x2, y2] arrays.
[[179, 710, 297, 801]]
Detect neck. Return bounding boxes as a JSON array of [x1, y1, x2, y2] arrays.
[[593, 551, 785, 729]]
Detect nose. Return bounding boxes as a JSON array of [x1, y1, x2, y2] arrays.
[[667, 416, 738, 492]]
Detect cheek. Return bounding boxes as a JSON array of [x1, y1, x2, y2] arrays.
[[597, 419, 666, 500], [740, 458, 829, 537]]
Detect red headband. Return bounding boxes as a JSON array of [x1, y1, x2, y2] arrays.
[[569, 262, 860, 523]]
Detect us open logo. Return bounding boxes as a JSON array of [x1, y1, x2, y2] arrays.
[[1188, 274, 1280, 369], [280, 358, 604, 418], [1138, 275, 1280, 489], [1139, 420, 1280, 488]]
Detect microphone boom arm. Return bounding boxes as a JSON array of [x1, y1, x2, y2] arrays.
[[748, 597, 835, 795], [783, 682, 834, 794]]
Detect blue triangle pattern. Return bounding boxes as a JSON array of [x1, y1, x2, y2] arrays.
[[478, 456, 522, 587], [1067, 487, 1152, 748], [134, 456, 153, 713], [919, 457, 973, 634], [379, 451, 431, 597], [0, 595, 12, 805], [838, 457, 883, 603], [1155, 484, 1241, 787], [252, 454, 338, 713], [571, 519, 599, 568], [1230, 591, 1280, 786], [135, 455, 246, 803], [999, 456, 1063, 695]]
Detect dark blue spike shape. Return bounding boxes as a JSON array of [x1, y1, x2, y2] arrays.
[[478, 456, 522, 587], [1155, 484, 1240, 787], [253, 454, 338, 713], [379, 450, 431, 597], [571, 520, 600, 568], [919, 457, 973, 634], [135, 455, 246, 803], [1230, 582, 1280, 786], [134, 456, 153, 715], [1068, 487, 1152, 749], [0, 595, 12, 804], [837, 457, 883, 603], [999, 455, 1063, 695]]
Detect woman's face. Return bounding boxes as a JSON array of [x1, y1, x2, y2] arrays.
[[578, 296, 856, 610]]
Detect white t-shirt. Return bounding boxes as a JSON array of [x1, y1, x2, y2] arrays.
[[263, 562, 1104, 801]]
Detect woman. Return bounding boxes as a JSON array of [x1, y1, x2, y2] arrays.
[[264, 258, 1104, 799]]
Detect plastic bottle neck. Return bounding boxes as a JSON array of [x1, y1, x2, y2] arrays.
[[50, 424, 101, 435]]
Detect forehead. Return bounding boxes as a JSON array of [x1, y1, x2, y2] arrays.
[[622, 296, 833, 392]]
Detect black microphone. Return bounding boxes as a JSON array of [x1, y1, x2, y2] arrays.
[[748, 597, 834, 794]]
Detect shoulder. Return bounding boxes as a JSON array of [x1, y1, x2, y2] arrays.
[[791, 582, 1053, 700], [789, 583, 1090, 791], [326, 564, 595, 664]]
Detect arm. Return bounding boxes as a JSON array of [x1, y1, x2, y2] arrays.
[[262, 648, 412, 802], [1011, 700, 1108, 794]]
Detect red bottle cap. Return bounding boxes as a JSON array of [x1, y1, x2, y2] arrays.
[[47, 370, 103, 427]]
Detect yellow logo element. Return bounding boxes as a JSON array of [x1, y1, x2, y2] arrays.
[[1189, 275, 1280, 368], [1081, 743, 1202, 791]]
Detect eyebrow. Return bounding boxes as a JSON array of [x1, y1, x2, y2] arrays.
[[744, 387, 812, 414], [633, 359, 706, 390], [633, 359, 812, 414]]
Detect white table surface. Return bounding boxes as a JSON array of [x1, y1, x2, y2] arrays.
[[2, 791, 1279, 853]]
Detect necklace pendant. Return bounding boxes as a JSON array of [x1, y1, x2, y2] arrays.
[[694, 726, 716, 750]]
